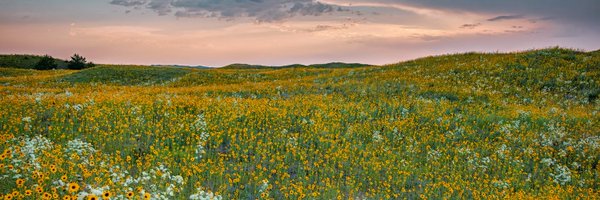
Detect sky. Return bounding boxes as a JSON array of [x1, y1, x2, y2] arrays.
[[0, 0, 598, 67]]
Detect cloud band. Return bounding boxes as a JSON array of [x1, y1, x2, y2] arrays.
[[110, 0, 338, 21]]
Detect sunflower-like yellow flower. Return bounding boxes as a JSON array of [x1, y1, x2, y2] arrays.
[[143, 193, 151, 200], [42, 192, 52, 200], [15, 178, 25, 187], [86, 194, 98, 200], [68, 182, 80, 193], [36, 186, 44, 193], [102, 191, 112, 199]]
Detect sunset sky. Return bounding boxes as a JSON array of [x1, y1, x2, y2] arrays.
[[0, 0, 598, 67]]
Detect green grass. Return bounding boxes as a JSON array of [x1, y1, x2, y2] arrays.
[[0, 68, 37, 77], [58, 65, 191, 85]]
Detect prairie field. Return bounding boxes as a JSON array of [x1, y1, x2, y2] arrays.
[[0, 48, 599, 199]]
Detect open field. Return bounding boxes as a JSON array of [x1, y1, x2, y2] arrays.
[[0, 48, 599, 199]]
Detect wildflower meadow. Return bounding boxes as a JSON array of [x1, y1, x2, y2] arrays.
[[0, 48, 599, 199]]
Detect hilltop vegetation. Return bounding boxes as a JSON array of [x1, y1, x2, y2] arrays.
[[0, 54, 67, 69], [0, 54, 96, 70], [0, 48, 598, 199]]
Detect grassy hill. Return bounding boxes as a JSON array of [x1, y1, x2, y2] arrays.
[[0, 67, 37, 77], [221, 62, 370, 69], [0, 47, 598, 199], [151, 64, 212, 69], [58, 65, 191, 85], [308, 62, 369, 68], [220, 63, 272, 69], [0, 54, 67, 69]]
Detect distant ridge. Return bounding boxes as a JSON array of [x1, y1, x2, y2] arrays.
[[0, 47, 595, 70], [221, 62, 371, 69], [151, 64, 212, 69], [0, 54, 369, 70]]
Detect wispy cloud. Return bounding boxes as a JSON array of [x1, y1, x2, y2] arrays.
[[110, 0, 341, 22], [460, 23, 481, 29], [109, 0, 146, 7], [487, 15, 524, 22]]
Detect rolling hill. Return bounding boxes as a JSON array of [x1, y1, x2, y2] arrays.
[[220, 62, 370, 69]]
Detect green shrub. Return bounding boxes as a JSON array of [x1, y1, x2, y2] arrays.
[[33, 55, 58, 70]]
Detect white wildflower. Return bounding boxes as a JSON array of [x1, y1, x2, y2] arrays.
[[194, 113, 209, 160], [541, 158, 556, 167], [492, 180, 510, 189], [73, 104, 83, 111], [259, 179, 269, 193], [65, 90, 73, 97], [400, 108, 409, 118], [189, 187, 222, 200], [65, 139, 97, 156], [372, 130, 383, 142], [34, 93, 43, 103], [496, 144, 509, 159], [551, 165, 572, 185], [288, 137, 298, 147], [196, 144, 206, 160], [427, 149, 441, 160], [19, 135, 53, 170]]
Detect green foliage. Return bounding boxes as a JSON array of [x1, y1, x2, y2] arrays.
[[0, 54, 67, 69], [67, 54, 88, 70], [419, 91, 459, 101], [34, 55, 58, 70]]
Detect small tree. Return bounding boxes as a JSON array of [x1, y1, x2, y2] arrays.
[[34, 55, 58, 70], [67, 54, 87, 70]]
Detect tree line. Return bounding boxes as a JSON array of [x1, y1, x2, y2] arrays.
[[35, 54, 95, 70]]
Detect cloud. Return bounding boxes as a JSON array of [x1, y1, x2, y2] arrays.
[[111, 0, 339, 22], [460, 23, 481, 29], [487, 15, 524, 22], [528, 17, 553, 23], [270, 24, 350, 33], [410, 34, 446, 41], [110, 0, 147, 7], [338, 0, 599, 26]]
